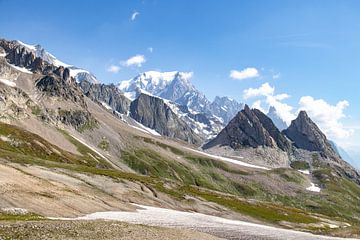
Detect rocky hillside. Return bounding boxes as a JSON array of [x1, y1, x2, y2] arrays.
[[130, 93, 202, 144]]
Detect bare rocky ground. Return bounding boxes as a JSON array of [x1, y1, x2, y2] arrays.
[[0, 220, 222, 240]]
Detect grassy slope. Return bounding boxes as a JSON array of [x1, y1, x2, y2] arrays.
[[0, 123, 359, 236]]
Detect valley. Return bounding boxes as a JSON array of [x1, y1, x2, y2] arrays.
[[0, 38, 359, 240]]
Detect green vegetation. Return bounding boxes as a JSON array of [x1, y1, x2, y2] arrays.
[[270, 168, 305, 183], [77, 118, 99, 133], [183, 186, 318, 224], [0, 124, 360, 235], [290, 160, 310, 170], [0, 212, 43, 221], [0, 123, 110, 169], [98, 139, 110, 151]]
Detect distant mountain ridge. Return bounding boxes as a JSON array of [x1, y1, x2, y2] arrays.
[[14, 40, 99, 84], [118, 71, 243, 124]]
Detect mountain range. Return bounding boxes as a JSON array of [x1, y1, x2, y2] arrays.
[[0, 38, 359, 239]]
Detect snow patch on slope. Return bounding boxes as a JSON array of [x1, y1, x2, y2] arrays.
[[130, 122, 161, 137], [0, 78, 16, 87], [9, 64, 33, 74], [298, 169, 310, 175], [306, 182, 321, 192], [184, 147, 269, 170]]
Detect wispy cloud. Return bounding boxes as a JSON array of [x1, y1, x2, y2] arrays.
[[122, 54, 146, 67], [107, 65, 120, 73], [131, 11, 139, 21], [147, 47, 153, 53], [230, 67, 259, 80], [280, 41, 332, 49]]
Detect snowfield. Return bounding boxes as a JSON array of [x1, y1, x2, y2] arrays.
[[54, 204, 350, 240]]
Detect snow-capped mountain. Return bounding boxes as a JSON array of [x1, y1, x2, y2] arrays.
[[118, 71, 193, 100], [164, 100, 223, 140], [118, 71, 228, 138], [16, 40, 99, 84], [210, 96, 244, 124], [267, 106, 288, 131], [118, 71, 241, 120]]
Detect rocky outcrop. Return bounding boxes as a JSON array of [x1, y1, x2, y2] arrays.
[[0, 39, 75, 79], [36, 75, 86, 108], [130, 94, 202, 145], [283, 111, 338, 158], [203, 105, 291, 151], [79, 81, 130, 114], [57, 109, 98, 132]]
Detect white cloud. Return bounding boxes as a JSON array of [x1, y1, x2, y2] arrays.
[[122, 55, 146, 67], [107, 65, 120, 73], [243, 82, 354, 140], [251, 100, 266, 113], [243, 82, 274, 99], [243, 82, 295, 125], [131, 11, 139, 21], [230, 67, 259, 80], [148, 47, 153, 53], [298, 96, 353, 139]]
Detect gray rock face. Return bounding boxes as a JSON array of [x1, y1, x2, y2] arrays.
[[130, 94, 202, 145], [210, 96, 243, 124], [79, 81, 130, 114], [0, 39, 73, 77], [36, 75, 85, 107], [267, 106, 288, 131], [283, 111, 338, 158], [204, 105, 291, 151]]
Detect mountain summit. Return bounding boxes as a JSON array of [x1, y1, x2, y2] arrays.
[[203, 105, 291, 151], [283, 111, 338, 158]]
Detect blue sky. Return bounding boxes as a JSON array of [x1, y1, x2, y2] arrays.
[[0, 0, 360, 161]]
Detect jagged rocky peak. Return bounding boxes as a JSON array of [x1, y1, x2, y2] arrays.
[[283, 111, 338, 157], [210, 96, 243, 124], [0, 38, 99, 83], [267, 106, 288, 131], [203, 104, 291, 151], [130, 93, 202, 145], [118, 71, 193, 100]]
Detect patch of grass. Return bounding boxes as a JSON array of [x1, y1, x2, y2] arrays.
[[185, 155, 249, 175], [270, 168, 305, 184], [0, 213, 43, 221], [182, 186, 318, 224], [77, 118, 98, 133], [290, 161, 310, 170], [0, 123, 111, 169], [98, 139, 110, 151]]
